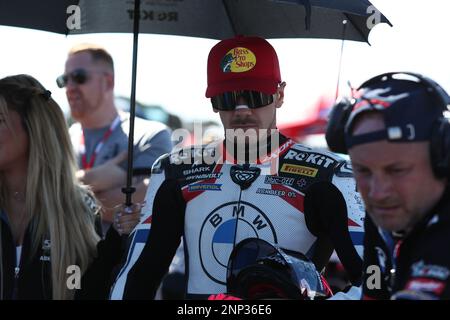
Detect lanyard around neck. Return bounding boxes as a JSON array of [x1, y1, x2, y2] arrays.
[[80, 115, 121, 169]]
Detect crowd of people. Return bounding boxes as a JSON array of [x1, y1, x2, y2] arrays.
[[0, 36, 448, 300]]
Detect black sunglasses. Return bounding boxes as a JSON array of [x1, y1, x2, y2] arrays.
[[56, 69, 93, 88], [211, 90, 275, 111]]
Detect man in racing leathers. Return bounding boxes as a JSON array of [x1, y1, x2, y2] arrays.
[[110, 36, 365, 299]]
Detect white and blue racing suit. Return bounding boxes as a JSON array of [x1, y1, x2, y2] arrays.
[[110, 134, 365, 299]]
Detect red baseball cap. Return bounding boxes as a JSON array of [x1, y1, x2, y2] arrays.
[[205, 36, 281, 98]]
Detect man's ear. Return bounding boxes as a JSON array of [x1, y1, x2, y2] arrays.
[[275, 81, 286, 108], [105, 72, 114, 91]]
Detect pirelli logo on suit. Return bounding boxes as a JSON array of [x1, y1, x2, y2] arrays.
[[280, 164, 318, 177]]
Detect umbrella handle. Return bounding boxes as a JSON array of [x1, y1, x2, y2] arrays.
[[335, 19, 348, 101], [124, 0, 141, 206], [122, 186, 136, 207]]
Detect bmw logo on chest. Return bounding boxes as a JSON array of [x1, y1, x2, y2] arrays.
[[198, 201, 277, 284]]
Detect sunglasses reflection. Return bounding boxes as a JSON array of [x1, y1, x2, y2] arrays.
[[212, 90, 275, 111]]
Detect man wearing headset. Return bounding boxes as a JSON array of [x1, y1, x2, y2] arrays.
[[327, 72, 450, 299], [110, 36, 365, 299]]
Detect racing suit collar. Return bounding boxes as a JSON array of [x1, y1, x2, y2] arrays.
[[221, 131, 290, 164]]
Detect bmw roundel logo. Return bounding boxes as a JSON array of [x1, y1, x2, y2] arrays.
[[198, 201, 277, 284]]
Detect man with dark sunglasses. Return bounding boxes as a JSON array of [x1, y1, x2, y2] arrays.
[[110, 36, 365, 300], [59, 43, 172, 232]]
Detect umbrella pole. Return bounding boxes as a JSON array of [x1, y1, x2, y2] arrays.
[[122, 0, 141, 206], [335, 19, 347, 102]]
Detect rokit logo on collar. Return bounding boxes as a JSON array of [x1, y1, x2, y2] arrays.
[[230, 164, 261, 190], [283, 150, 335, 168]]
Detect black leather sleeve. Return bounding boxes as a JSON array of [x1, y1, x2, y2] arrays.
[[76, 226, 123, 300], [122, 179, 186, 300], [304, 181, 363, 285]]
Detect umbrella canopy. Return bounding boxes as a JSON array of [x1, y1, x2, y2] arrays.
[[1, 0, 390, 42], [0, 0, 391, 205]]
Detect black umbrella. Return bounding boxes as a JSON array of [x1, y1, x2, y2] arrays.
[[1, 0, 390, 41], [0, 0, 391, 205]]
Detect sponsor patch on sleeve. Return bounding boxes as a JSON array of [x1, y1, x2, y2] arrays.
[[405, 278, 446, 296], [280, 164, 318, 177]]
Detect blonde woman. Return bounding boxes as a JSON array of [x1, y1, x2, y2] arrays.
[[0, 74, 140, 299]]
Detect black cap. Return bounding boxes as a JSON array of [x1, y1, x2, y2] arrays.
[[345, 73, 449, 149]]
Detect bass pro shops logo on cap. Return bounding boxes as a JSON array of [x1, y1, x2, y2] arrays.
[[221, 47, 256, 73], [206, 36, 281, 97]]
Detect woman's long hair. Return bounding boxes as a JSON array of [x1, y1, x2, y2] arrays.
[[0, 74, 100, 299]]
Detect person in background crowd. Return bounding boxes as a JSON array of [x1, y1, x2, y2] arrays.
[[0, 74, 140, 299], [58, 43, 172, 232]]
